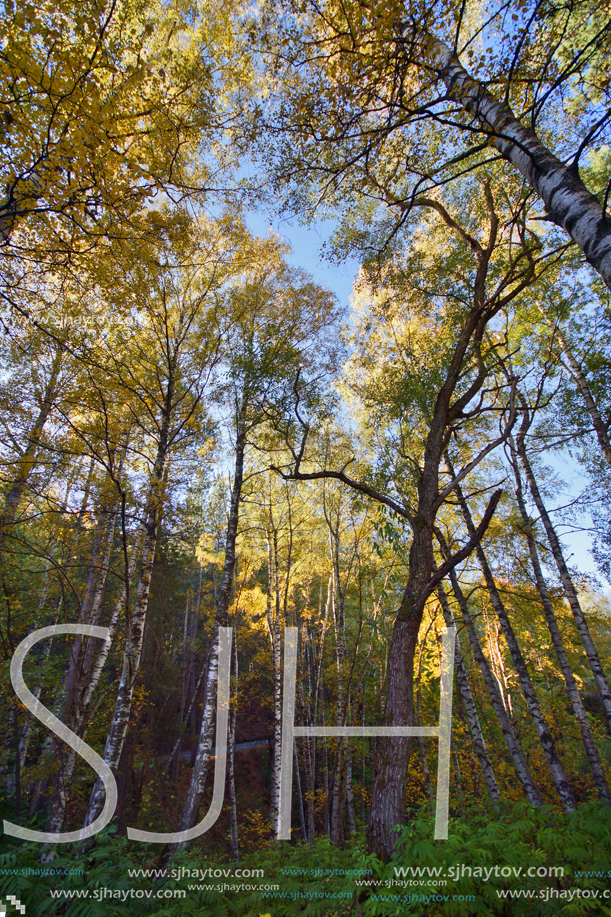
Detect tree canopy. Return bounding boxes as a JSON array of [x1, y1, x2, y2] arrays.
[[2, 1, 611, 913]]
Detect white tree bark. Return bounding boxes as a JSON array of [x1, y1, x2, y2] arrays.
[[403, 27, 611, 289], [510, 437, 611, 803], [84, 401, 173, 828], [227, 633, 239, 861], [436, 585, 501, 805], [170, 407, 246, 850], [541, 311, 611, 466], [453, 476, 575, 811], [442, 566, 544, 807], [516, 413, 611, 732], [265, 519, 283, 838]]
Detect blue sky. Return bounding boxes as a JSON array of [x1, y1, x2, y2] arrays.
[[246, 211, 359, 315], [246, 208, 605, 586]]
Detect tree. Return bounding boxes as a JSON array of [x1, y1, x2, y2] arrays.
[[80, 209, 242, 830], [274, 179, 549, 856], [0, 0, 243, 263], [254, 0, 611, 288], [165, 240, 339, 849]]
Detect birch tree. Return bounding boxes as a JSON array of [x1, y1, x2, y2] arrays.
[[171, 244, 338, 849], [256, 0, 611, 288], [276, 183, 548, 856], [0, 0, 246, 262], [83, 212, 239, 829]]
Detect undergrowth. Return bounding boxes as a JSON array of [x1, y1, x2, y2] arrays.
[[1, 801, 610, 916]]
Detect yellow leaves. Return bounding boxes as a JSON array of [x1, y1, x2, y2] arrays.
[[0, 0, 240, 256], [197, 535, 225, 568], [231, 586, 268, 626]]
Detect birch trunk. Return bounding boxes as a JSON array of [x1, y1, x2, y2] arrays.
[[404, 28, 611, 289], [299, 623, 315, 841], [453, 477, 575, 811], [516, 414, 611, 732], [266, 523, 283, 837], [294, 739, 308, 842], [171, 407, 246, 848], [436, 585, 501, 805], [484, 607, 513, 718], [56, 433, 130, 756], [558, 336, 611, 464], [415, 639, 433, 801], [41, 443, 131, 823], [170, 589, 195, 781], [59, 501, 119, 723], [443, 570, 543, 806], [328, 520, 347, 843], [167, 665, 207, 776], [510, 436, 611, 803], [227, 633, 239, 861], [84, 397, 173, 829], [345, 746, 357, 836], [14, 511, 69, 784], [0, 345, 62, 555], [451, 736, 464, 811], [44, 497, 120, 835], [539, 313, 611, 466], [318, 576, 333, 835]]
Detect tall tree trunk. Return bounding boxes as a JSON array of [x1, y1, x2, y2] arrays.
[[452, 476, 575, 811], [227, 632, 239, 861], [13, 477, 74, 788], [405, 27, 611, 289], [79, 533, 144, 728], [171, 403, 247, 849], [509, 436, 611, 803], [0, 343, 62, 803], [0, 345, 62, 556], [367, 478, 501, 859], [436, 586, 501, 805], [299, 621, 315, 842], [169, 592, 191, 781], [415, 636, 433, 801], [84, 395, 173, 829], [44, 496, 120, 835], [58, 499, 119, 722], [539, 313, 611, 466], [441, 566, 544, 807], [55, 432, 130, 769], [345, 744, 357, 836], [327, 511, 347, 844], [293, 739, 308, 843], [483, 605, 513, 717], [266, 520, 283, 837], [314, 576, 333, 834], [516, 410, 611, 733]]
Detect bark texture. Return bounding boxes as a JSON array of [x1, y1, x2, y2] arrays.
[[443, 571, 543, 806], [453, 477, 575, 811], [436, 586, 501, 804], [509, 436, 611, 803], [516, 411, 611, 733], [401, 27, 611, 289], [542, 315, 611, 466], [171, 407, 246, 849], [84, 394, 173, 828]]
